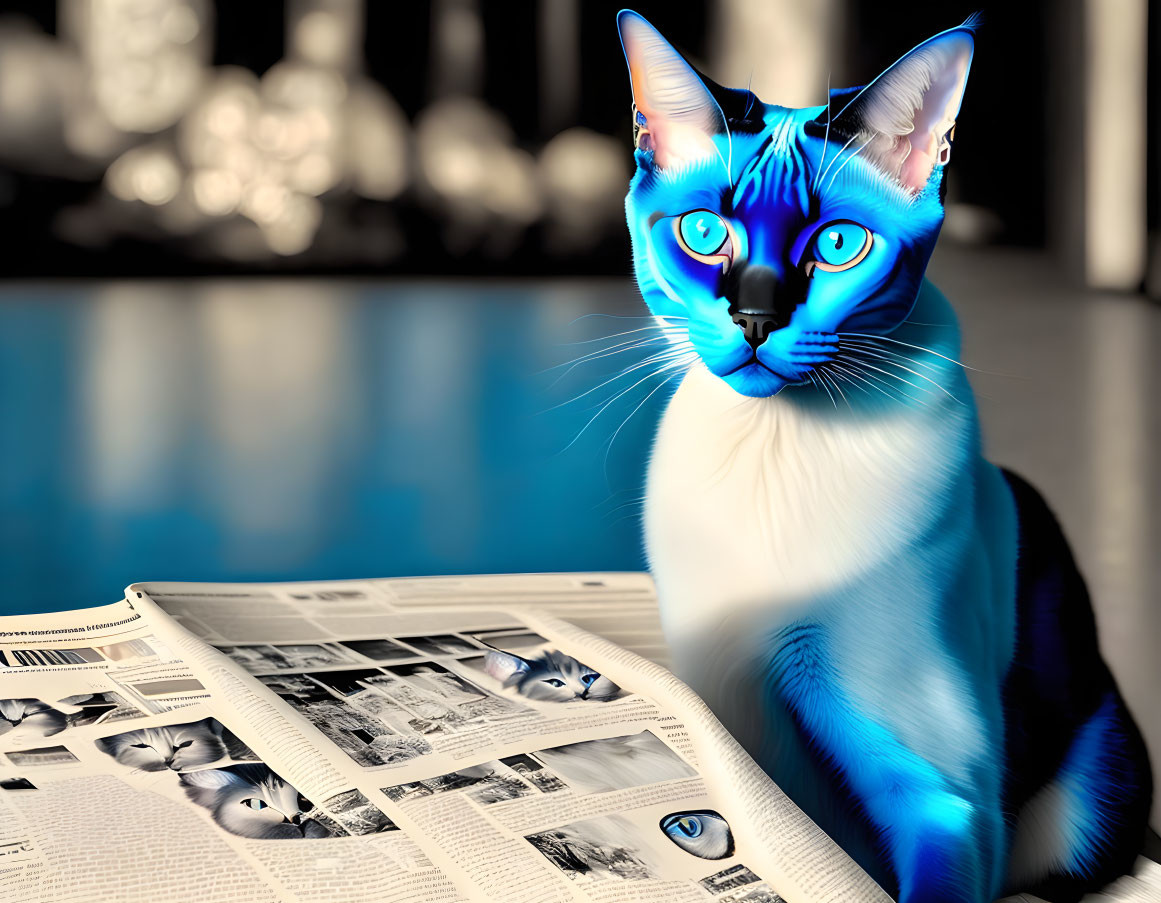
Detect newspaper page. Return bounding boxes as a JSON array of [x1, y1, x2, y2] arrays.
[[0, 598, 469, 903], [134, 573, 891, 903]]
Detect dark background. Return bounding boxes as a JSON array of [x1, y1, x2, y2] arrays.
[[0, 0, 1138, 280]]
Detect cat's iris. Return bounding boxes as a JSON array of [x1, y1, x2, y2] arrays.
[[660, 810, 734, 859], [807, 221, 872, 274], [676, 210, 732, 265], [671, 816, 703, 837]]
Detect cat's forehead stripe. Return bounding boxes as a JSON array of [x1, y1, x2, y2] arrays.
[[732, 125, 812, 214]]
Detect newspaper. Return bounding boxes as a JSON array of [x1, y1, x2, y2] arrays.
[[0, 573, 887, 903], [0, 574, 1153, 903]]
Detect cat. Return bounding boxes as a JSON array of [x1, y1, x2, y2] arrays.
[[0, 698, 68, 741], [95, 716, 255, 772], [482, 647, 621, 701], [616, 11, 1153, 903], [179, 763, 337, 839]]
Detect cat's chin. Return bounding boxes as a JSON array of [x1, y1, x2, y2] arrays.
[[717, 361, 788, 398]]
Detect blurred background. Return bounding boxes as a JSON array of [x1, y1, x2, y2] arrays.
[[0, 0, 1159, 816]]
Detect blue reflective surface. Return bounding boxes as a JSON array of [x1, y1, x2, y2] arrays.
[[0, 280, 666, 614]]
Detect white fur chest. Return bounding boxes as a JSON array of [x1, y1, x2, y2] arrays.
[[645, 363, 976, 662]]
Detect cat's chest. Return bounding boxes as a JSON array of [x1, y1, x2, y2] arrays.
[[645, 365, 975, 650]]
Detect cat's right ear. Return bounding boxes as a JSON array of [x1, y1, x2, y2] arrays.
[[483, 650, 529, 683], [617, 10, 727, 170]]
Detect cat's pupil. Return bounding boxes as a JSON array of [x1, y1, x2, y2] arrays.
[[829, 231, 844, 250]]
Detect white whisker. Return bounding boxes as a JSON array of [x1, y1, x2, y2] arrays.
[[840, 347, 963, 404], [542, 335, 677, 384], [809, 371, 837, 409], [562, 357, 690, 454], [814, 133, 857, 193], [603, 364, 690, 476], [813, 72, 833, 192], [824, 135, 875, 197], [545, 346, 694, 412]]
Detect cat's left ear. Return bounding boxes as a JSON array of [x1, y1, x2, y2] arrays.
[[828, 18, 976, 193], [617, 10, 728, 170], [483, 650, 530, 683]]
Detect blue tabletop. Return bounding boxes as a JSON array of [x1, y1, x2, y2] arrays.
[[0, 279, 664, 615]]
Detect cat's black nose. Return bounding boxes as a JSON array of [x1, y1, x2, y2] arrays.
[[731, 308, 781, 351], [726, 264, 800, 350]]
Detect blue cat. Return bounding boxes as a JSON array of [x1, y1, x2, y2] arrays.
[[617, 11, 1152, 903]]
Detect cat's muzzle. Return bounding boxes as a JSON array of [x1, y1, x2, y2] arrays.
[[725, 264, 803, 350]]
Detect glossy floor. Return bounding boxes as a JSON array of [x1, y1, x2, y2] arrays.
[[1, 246, 1158, 820]]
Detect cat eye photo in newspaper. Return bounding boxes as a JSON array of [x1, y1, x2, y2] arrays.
[[95, 717, 256, 773], [471, 642, 624, 702], [660, 810, 735, 860], [179, 763, 342, 839]]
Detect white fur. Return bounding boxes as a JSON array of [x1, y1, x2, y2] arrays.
[[644, 287, 1019, 793], [647, 359, 972, 650]]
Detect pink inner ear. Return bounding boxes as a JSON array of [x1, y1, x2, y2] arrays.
[[619, 12, 726, 171], [648, 122, 722, 171], [898, 46, 970, 192]]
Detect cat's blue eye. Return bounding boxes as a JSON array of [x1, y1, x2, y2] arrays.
[[676, 210, 732, 262], [581, 673, 597, 685], [543, 678, 565, 688], [807, 221, 871, 273], [243, 798, 268, 810], [660, 811, 734, 859]]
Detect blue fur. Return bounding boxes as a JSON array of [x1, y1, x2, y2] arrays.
[[620, 11, 1152, 902]]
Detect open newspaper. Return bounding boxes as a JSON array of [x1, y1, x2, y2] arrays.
[[0, 574, 1156, 903]]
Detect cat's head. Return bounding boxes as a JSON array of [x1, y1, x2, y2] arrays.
[[179, 763, 333, 839], [619, 11, 975, 398], [483, 648, 621, 701], [95, 717, 231, 773]]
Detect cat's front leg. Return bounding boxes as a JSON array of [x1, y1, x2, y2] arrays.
[[770, 623, 1000, 903]]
